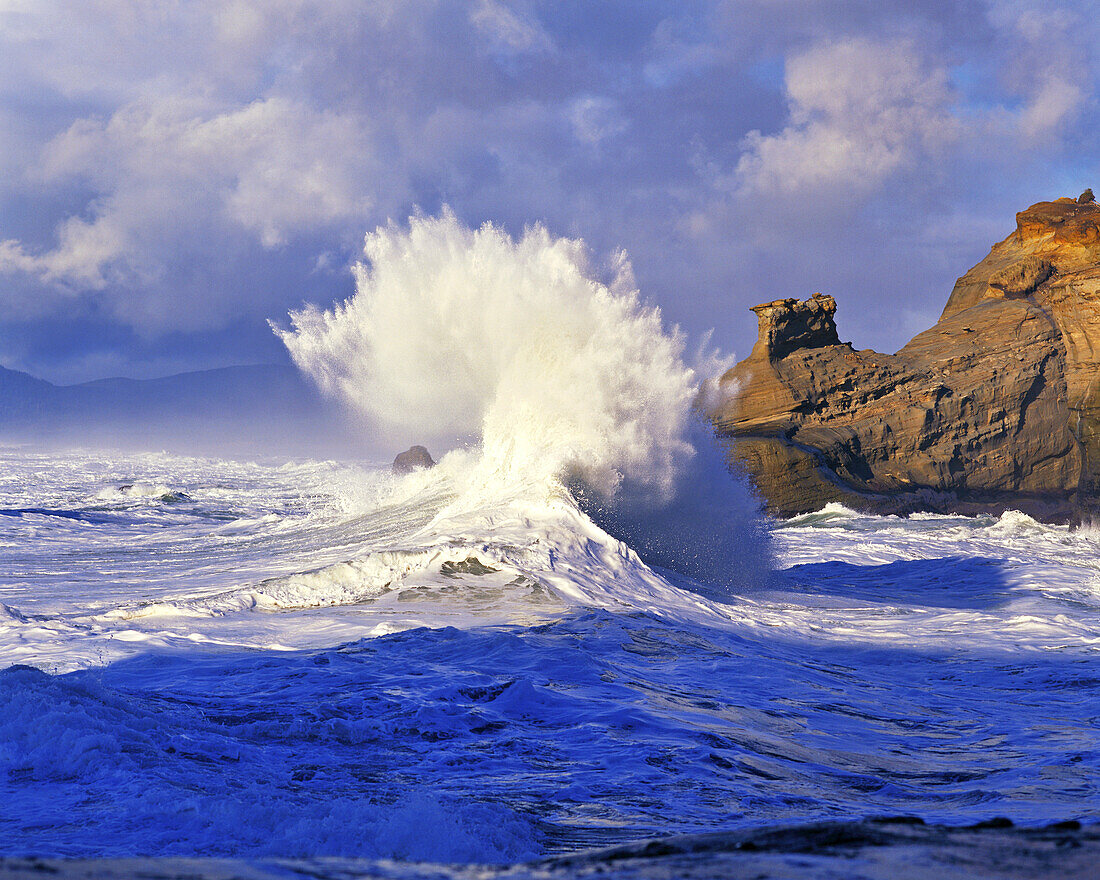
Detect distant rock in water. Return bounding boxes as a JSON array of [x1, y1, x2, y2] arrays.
[[392, 445, 436, 474], [711, 194, 1100, 523]]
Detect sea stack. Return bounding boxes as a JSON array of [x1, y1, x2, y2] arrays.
[[711, 193, 1100, 522], [392, 445, 436, 474]]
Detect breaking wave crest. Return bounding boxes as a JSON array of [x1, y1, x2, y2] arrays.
[[275, 210, 768, 594]]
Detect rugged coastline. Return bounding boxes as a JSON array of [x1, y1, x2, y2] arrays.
[[711, 193, 1100, 522]]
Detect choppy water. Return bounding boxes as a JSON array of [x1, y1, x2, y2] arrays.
[[1, 447, 1097, 864], [3, 214, 1098, 866]]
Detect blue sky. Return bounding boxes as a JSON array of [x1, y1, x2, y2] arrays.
[[1, 0, 1097, 383]]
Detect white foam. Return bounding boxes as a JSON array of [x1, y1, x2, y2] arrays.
[[95, 482, 179, 501], [274, 210, 771, 599], [779, 502, 862, 527], [275, 210, 724, 503], [4, 215, 1098, 670]]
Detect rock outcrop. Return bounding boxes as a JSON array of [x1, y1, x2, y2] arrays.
[[3, 819, 1098, 879], [392, 445, 436, 474], [712, 194, 1100, 521]]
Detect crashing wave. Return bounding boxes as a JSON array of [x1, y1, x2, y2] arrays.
[[275, 211, 769, 596]]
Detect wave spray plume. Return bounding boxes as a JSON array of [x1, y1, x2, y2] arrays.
[[275, 210, 769, 593]]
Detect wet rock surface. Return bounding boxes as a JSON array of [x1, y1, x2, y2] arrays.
[[392, 445, 436, 474], [1, 819, 1095, 879], [712, 196, 1100, 520]]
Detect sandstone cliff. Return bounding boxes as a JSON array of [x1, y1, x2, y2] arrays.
[[711, 193, 1100, 521]]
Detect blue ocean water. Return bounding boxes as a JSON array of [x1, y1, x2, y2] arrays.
[[0, 450, 1097, 864], [2, 217, 1098, 866]]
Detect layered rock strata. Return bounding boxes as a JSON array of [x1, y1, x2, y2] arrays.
[[712, 195, 1100, 521]]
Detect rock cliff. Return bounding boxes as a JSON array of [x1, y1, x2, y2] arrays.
[[711, 194, 1100, 521]]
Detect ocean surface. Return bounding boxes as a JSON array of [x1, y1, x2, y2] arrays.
[[2, 216, 1098, 869], [0, 446, 1097, 865]]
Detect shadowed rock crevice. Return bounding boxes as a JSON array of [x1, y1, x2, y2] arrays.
[[712, 195, 1100, 522]]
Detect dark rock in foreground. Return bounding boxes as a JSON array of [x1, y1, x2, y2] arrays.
[[711, 195, 1100, 521], [0, 818, 1095, 879], [393, 445, 436, 474]]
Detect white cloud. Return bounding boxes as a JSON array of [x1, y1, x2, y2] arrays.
[[568, 97, 629, 146], [0, 96, 382, 326], [0, 0, 580, 334], [1017, 75, 1084, 139], [0, 215, 131, 290], [50, 95, 377, 243], [734, 38, 959, 196], [469, 0, 555, 56], [983, 2, 1092, 141]]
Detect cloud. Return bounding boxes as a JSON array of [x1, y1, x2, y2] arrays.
[[0, 0, 584, 340], [734, 38, 959, 196], [568, 96, 629, 146], [469, 0, 555, 56], [983, 1, 1094, 140], [1, 96, 382, 326], [0, 215, 129, 290], [1016, 75, 1084, 139], [1, 0, 1100, 379]]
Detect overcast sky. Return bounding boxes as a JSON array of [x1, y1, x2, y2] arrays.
[[1, 0, 1097, 383]]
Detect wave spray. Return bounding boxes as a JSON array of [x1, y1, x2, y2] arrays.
[[276, 210, 768, 593]]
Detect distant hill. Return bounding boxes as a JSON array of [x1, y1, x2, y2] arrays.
[[0, 363, 365, 458], [0, 366, 55, 420]]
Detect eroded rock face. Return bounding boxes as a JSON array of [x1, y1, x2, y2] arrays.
[[749, 293, 841, 361], [988, 257, 1053, 297], [712, 196, 1100, 521]]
